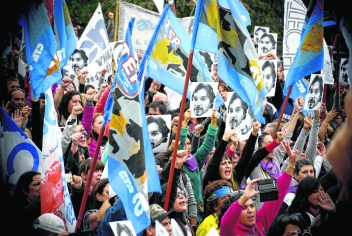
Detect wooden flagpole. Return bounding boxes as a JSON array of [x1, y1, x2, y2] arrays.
[[75, 123, 106, 230]]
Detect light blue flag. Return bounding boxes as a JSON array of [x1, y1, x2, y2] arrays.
[[137, 4, 224, 108], [19, 2, 58, 99], [107, 18, 159, 234], [0, 107, 43, 197], [192, 0, 267, 124], [283, 0, 324, 97], [44, 0, 78, 94], [53, 0, 77, 71]]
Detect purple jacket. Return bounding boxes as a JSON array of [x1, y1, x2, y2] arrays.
[[82, 102, 102, 159]]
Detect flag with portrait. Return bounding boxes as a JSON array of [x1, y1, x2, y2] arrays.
[[107, 18, 160, 234], [137, 4, 224, 107], [283, 0, 324, 97], [192, 0, 267, 124]]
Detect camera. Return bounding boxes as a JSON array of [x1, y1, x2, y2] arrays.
[[256, 178, 278, 202]]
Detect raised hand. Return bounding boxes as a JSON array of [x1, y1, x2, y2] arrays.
[[223, 128, 237, 142], [303, 113, 313, 131], [210, 109, 218, 128], [276, 130, 286, 143], [182, 109, 191, 127], [71, 105, 83, 117], [252, 121, 261, 136], [11, 109, 23, 127], [193, 124, 204, 137], [317, 190, 336, 213]]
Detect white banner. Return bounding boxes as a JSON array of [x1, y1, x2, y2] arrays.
[[118, 1, 194, 55], [283, 0, 307, 78]]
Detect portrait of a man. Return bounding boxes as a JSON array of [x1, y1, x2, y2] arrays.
[[70, 49, 88, 72], [191, 82, 217, 118], [147, 115, 171, 153], [260, 60, 277, 97], [339, 58, 349, 86], [258, 33, 277, 57], [305, 74, 324, 110], [226, 92, 254, 140], [253, 26, 269, 45]]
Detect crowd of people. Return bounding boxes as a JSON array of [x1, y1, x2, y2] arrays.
[[1, 7, 352, 236]]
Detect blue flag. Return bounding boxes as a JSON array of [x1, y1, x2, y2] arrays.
[[192, 0, 267, 124], [53, 0, 77, 72], [283, 0, 324, 97], [107, 18, 160, 234], [0, 107, 43, 197], [19, 2, 58, 99], [137, 4, 224, 108]]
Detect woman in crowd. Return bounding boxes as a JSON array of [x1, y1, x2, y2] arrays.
[[219, 139, 297, 235]]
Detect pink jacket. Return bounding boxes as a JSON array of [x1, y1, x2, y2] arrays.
[[220, 171, 292, 236]]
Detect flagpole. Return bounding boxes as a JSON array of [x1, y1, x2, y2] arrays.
[[75, 123, 106, 230], [163, 50, 194, 211], [273, 86, 293, 139], [114, 0, 119, 42]]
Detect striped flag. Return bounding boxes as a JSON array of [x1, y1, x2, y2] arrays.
[[107, 18, 160, 234], [192, 0, 267, 123]]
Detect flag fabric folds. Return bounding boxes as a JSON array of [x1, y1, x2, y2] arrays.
[[0, 107, 44, 197], [192, 0, 267, 124], [53, 0, 77, 75], [137, 4, 224, 108], [42, 89, 77, 232], [19, 2, 58, 99], [283, 0, 324, 97], [107, 18, 160, 234]]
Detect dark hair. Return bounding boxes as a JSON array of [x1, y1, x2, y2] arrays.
[[84, 84, 96, 94], [12, 171, 41, 207], [147, 116, 170, 143], [147, 101, 168, 115], [92, 178, 109, 200], [310, 75, 323, 93], [116, 223, 134, 236], [294, 159, 315, 176], [260, 33, 277, 47], [267, 213, 310, 236], [191, 83, 216, 108], [203, 179, 232, 217], [262, 60, 277, 83], [217, 193, 243, 229], [286, 176, 322, 215], [58, 90, 81, 120], [72, 49, 88, 66], [258, 131, 271, 148], [228, 92, 248, 113], [79, 159, 105, 175]]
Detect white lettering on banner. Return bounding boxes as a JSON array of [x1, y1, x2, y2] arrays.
[[121, 42, 131, 57], [122, 57, 137, 82], [119, 171, 134, 192], [133, 192, 149, 216], [164, 19, 181, 48], [296, 80, 306, 93], [33, 43, 44, 62]]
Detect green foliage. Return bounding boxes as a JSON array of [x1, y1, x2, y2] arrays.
[[67, 0, 284, 46]]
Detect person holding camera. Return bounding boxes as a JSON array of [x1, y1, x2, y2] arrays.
[[219, 139, 297, 236]]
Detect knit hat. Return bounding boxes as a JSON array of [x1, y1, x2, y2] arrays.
[[33, 213, 66, 234], [150, 204, 175, 224]]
